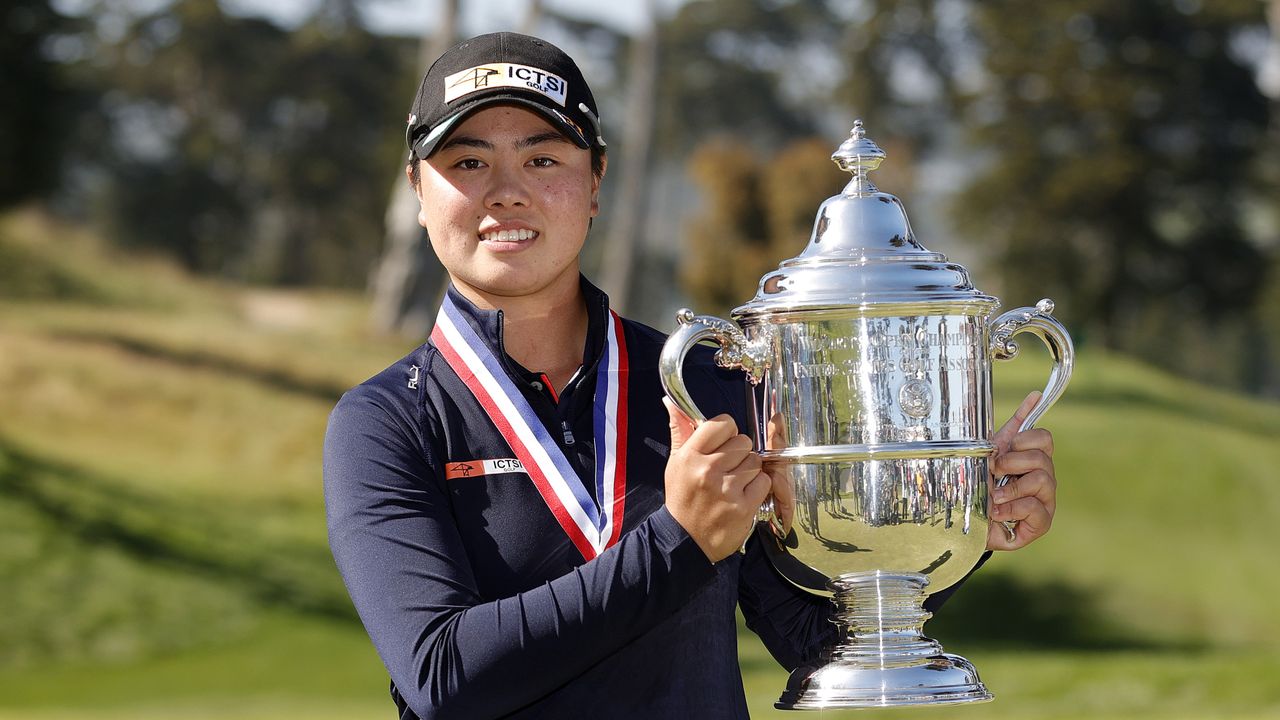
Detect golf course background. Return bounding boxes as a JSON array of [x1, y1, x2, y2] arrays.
[[2, 208, 1278, 719]]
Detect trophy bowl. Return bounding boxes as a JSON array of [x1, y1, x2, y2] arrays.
[[660, 122, 1074, 710]]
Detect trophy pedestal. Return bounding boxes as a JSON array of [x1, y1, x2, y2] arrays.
[[775, 571, 993, 710]]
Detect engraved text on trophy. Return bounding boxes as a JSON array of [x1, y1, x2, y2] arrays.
[[769, 314, 989, 448]]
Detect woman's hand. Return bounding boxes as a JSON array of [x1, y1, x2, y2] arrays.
[[987, 391, 1058, 551], [663, 398, 772, 562]]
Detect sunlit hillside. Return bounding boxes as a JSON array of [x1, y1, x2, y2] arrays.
[[1, 208, 1277, 720]]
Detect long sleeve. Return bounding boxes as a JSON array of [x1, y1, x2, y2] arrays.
[[323, 386, 718, 720], [736, 535, 836, 670]]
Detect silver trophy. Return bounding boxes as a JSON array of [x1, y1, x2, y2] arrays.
[[660, 122, 1074, 709]]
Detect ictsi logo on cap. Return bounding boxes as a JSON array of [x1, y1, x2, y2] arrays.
[[445, 458, 527, 480], [444, 63, 569, 106]]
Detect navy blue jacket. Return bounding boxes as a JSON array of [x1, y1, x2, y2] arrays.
[[322, 280, 839, 717], [324, 280, 975, 719]]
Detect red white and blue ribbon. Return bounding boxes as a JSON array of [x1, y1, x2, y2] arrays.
[[431, 295, 629, 560]]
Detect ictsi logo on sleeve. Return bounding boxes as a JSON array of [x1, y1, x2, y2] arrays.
[[445, 458, 527, 480]]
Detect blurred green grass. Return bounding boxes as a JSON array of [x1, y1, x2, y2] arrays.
[[1, 208, 1278, 718]]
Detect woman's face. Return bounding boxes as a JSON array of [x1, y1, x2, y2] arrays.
[[412, 104, 601, 305]]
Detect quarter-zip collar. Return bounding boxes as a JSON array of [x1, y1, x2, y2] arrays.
[[435, 276, 616, 500], [440, 276, 611, 402]]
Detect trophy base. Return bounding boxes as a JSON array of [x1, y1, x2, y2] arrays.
[[774, 571, 993, 710], [775, 653, 992, 709]]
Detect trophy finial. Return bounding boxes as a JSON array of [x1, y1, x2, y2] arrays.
[[832, 119, 886, 195]]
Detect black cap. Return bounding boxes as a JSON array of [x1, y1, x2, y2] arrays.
[[406, 32, 607, 160]]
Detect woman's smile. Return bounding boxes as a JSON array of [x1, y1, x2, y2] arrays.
[[477, 222, 541, 249]]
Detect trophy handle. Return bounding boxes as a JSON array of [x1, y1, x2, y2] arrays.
[[989, 298, 1075, 432], [659, 308, 769, 423], [660, 309, 780, 542], [989, 299, 1075, 541]]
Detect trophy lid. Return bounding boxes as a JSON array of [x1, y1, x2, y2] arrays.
[[733, 121, 996, 319]]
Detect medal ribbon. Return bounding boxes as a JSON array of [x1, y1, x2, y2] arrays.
[[430, 295, 629, 560]]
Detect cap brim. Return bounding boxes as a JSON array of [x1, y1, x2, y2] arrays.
[[410, 95, 591, 160]]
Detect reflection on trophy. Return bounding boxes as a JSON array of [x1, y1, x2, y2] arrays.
[[660, 121, 1074, 709]]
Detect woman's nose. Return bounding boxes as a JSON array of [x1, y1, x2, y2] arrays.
[[485, 164, 530, 209]]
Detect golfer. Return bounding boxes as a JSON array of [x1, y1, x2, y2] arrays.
[[324, 31, 1058, 720]]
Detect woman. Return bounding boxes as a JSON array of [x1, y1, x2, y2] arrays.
[[324, 32, 1058, 720]]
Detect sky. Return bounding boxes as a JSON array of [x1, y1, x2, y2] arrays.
[[221, 0, 686, 36]]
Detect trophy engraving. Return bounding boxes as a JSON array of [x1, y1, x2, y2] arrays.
[[898, 379, 932, 418], [659, 122, 1074, 709]]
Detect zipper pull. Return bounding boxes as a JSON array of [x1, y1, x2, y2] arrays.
[[561, 420, 575, 446]]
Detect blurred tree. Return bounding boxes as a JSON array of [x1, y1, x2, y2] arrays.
[[653, 0, 841, 156], [1260, 257, 1280, 397], [682, 138, 770, 314], [1255, 0, 1280, 397], [87, 0, 409, 284], [682, 136, 845, 314], [0, 0, 81, 207], [760, 137, 847, 255], [258, 4, 406, 285], [950, 0, 1274, 385], [369, 0, 458, 335], [635, 0, 848, 326], [598, 0, 660, 311], [93, 0, 287, 274], [523, 0, 544, 35], [836, 0, 963, 153]]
